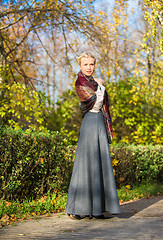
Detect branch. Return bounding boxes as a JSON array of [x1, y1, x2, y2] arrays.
[[0, 7, 58, 18], [0, 13, 27, 30], [26, 13, 57, 63], [5, 28, 32, 57]]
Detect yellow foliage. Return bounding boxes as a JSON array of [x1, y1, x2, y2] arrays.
[[52, 199, 56, 205], [98, 11, 105, 16], [4, 201, 11, 206], [39, 158, 44, 164], [1, 214, 9, 222], [112, 159, 119, 166]]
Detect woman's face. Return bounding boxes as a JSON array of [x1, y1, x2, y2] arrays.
[[79, 57, 95, 76]]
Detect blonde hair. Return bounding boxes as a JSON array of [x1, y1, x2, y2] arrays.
[[77, 52, 96, 65]]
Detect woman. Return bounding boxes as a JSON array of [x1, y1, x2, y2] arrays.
[[65, 52, 120, 220]]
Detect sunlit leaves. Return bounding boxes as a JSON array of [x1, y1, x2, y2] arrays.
[[105, 76, 162, 145], [0, 82, 48, 131], [142, 0, 162, 53]]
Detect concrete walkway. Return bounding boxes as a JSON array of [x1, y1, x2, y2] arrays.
[[0, 196, 162, 240]]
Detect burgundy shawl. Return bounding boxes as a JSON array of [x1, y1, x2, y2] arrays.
[[75, 71, 113, 144]]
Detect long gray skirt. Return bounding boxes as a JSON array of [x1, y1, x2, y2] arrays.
[[65, 111, 121, 216]]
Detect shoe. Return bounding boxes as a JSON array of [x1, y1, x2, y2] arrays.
[[81, 215, 92, 220], [67, 214, 82, 220], [93, 215, 105, 219]]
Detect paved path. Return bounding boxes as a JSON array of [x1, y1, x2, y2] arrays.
[[0, 196, 163, 240]]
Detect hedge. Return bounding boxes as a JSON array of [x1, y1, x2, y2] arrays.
[[111, 144, 163, 188], [0, 126, 74, 201], [0, 126, 162, 201]]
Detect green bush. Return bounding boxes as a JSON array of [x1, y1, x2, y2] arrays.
[[0, 126, 162, 202], [110, 144, 163, 188], [0, 126, 74, 201]]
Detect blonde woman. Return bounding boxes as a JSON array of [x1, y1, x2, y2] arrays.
[[65, 53, 120, 220]]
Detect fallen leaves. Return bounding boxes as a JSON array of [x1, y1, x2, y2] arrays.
[[1, 214, 9, 222], [0, 214, 10, 227]]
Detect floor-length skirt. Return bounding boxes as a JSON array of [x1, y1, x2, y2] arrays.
[[65, 111, 121, 216]]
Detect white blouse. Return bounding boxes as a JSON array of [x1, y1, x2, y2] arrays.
[[89, 84, 105, 113]]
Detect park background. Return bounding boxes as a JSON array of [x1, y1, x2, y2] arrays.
[[0, 0, 162, 226]]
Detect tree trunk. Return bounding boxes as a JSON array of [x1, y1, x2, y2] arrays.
[[0, 30, 5, 83]]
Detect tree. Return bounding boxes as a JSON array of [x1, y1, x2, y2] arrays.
[[0, 0, 104, 87], [51, 0, 162, 145], [93, 0, 163, 144], [48, 88, 82, 144], [0, 80, 49, 131]]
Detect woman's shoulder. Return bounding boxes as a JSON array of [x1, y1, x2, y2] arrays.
[[94, 78, 104, 85]]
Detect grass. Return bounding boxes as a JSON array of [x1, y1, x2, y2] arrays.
[[117, 183, 163, 203], [0, 193, 67, 227], [0, 183, 162, 227]]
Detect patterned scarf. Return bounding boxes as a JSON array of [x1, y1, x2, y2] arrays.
[[75, 71, 113, 144]]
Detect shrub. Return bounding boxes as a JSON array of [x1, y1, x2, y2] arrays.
[[110, 144, 163, 188], [0, 126, 74, 201], [0, 126, 162, 201]]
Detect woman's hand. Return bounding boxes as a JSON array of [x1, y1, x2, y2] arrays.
[[94, 78, 103, 85]]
